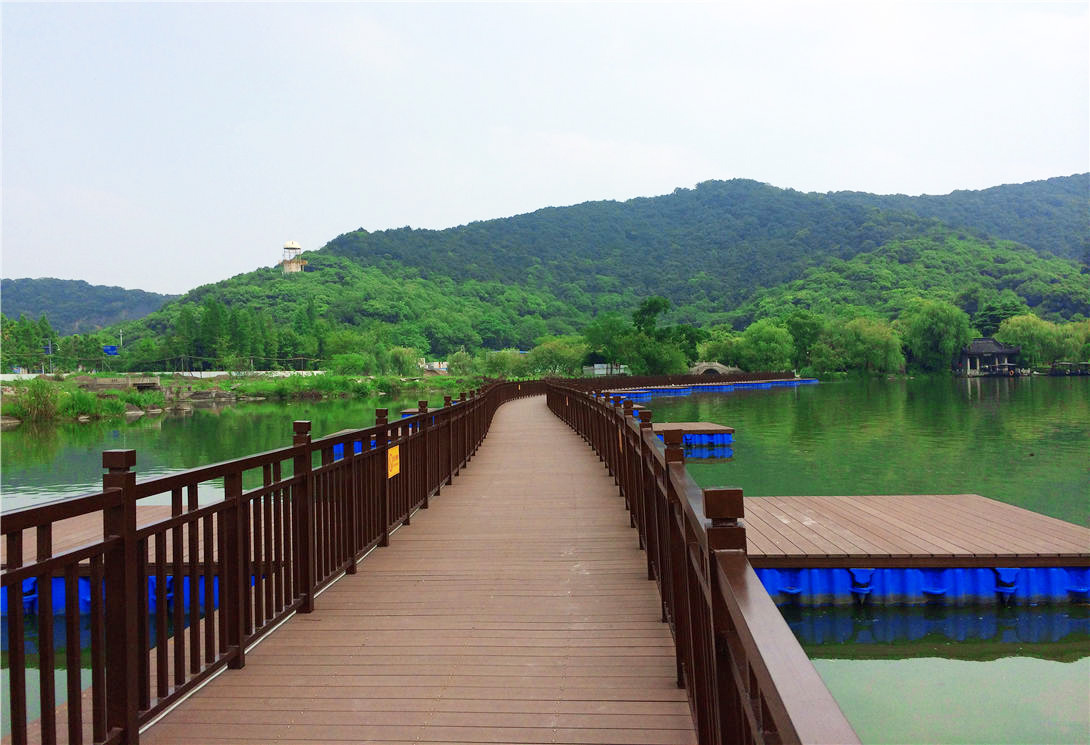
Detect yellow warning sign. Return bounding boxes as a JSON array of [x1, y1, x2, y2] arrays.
[[387, 445, 400, 479]]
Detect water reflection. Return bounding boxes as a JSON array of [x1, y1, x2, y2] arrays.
[[782, 604, 1090, 661], [1, 396, 424, 510], [648, 377, 1090, 526]]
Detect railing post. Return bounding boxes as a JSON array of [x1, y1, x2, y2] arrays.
[[419, 400, 431, 508], [638, 409, 653, 558], [622, 400, 635, 525], [102, 449, 140, 744], [662, 429, 688, 688], [224, 469, 246, 668], [459, 391, 469, 467], [375, 409, 390, 546], [610, 395, 623, 482], [292, 421, 315, 613], [704, 487, 746, 553], [443, 396, 454, 484]]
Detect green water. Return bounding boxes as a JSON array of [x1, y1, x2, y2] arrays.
[[0, 395, 425, 511], [644, 377, 1090, 744], [647, 376, 1089, 527], [2, 380, 1088, 741]]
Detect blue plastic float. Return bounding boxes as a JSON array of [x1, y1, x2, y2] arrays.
[[755, 566, 1090, 607], [1, 575, 222, 615]]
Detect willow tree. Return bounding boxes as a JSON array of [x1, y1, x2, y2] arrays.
[[899, 299, 972, 372]]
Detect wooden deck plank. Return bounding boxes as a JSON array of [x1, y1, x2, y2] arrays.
[[745, 495, 1090, 567], [140, 396, 697, 745], [920, 495, 1089, 554], [823, 494, 990, 558], [842, 494, 1079, 558], [760, 496, 886, 558]]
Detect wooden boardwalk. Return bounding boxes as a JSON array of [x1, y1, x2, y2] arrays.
[[744, 494, 1090, 568], [140, 396, 696, 745]]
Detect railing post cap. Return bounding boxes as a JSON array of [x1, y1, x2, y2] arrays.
[[293, 420, 312, 434], [375, 408, 388, 417], [444, 395, 453, 406], [639, 410, 653, 424], [663, 429, 684, 446], [418, 400, 429, 410], [703, 487, 745, 522], [102, 449, 136, 470], [622, 400, 633, 411]]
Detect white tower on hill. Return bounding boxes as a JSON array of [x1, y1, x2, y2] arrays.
[[281, 241, 307, 274]]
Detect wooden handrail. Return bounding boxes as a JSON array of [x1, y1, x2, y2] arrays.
[[0, 380, 544, 745], [544, 380, 860, 745]]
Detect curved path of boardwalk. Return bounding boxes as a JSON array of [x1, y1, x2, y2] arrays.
[[143, 395, 696, 745]]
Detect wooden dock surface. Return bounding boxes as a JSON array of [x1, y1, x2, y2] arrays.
[[744, 494, 1090, 568], [139, 395, 695, 745]]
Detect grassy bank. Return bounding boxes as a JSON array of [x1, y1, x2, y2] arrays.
[[1, 374, 486, 423], [1, 378, 168, 422], [224, 373, 481, 400]]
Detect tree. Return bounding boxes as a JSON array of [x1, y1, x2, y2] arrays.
[[973, 291, 1028, 337], [582, 313, 632, 373], [524, 337, 586, 376], [837, 317, 904, 373], [782, 310, 826, 369], [995, 314, 1064, 366], [447, 349, 478, 376], [698, 326, 742, 367], [735, 319, 794, 371], [899, 299, 972, 372], [621, 333, 689, 375], [482, 348, 524, 378], [632, 296, 670, 336]]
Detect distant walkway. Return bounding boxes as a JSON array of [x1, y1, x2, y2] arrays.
[[143, 396, 696, 745]]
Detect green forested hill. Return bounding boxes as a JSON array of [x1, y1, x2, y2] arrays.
[[323, 179, 938, 324], [7, 176, 1088, 372], [0, 278, 178, 335], [826, 174, 1089, 262], [729, 232, 1090, 328]]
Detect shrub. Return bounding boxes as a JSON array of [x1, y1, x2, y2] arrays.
[[18, 378, 59, 421], [59, 389, 102, 418]]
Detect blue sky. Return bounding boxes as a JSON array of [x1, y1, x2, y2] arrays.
[[3, 2, 1087, 294]]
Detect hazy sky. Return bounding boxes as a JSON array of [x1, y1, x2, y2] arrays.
[[3, 2, 1088, 294]]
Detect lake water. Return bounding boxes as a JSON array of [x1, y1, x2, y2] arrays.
[[0, 395, 425, 511], [643, 376, 1089, 744], [1, 379, 1088, 742]]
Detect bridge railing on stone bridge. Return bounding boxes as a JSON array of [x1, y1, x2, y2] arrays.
[[546, 382, 860, 745], [0, 380, 544, 745]]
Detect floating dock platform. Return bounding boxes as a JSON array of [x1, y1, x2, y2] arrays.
[[743, 494, 1090, 606]]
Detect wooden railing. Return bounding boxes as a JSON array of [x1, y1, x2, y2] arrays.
[[1, 380, 543, 745], [545, 382, 860, 745]]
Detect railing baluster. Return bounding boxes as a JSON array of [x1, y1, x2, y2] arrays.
[[90, 554, 106, 743], [36, 524, 57, 744], [202, 513, 215, 665], [292, 421, 315, 612], [6, 532, 28, 745], [155, 532, 168, 699], [172, 494, 186, 688], [64, 564, 83, 745]]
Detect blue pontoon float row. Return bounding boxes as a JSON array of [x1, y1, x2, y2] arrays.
[[1, 575, 221, 615], [652, 421, 734, 447], [615, 378, 819, 401], [755, 566, 1090, 607]]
